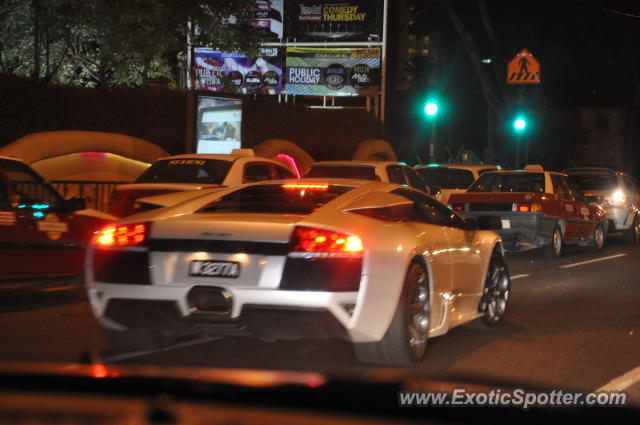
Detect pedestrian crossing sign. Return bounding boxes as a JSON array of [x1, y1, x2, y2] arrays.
[[507, 49, 540, 84]]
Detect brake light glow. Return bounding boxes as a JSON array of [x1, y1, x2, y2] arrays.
[[452, 204, 464, 212], [290, 226, 363, 257], [95, 223, 148, 247], [282, 183, 329, 190]]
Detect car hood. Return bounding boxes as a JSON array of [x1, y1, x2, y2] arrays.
[[1, 362, 637, 421], [0, 361, 561, 393]]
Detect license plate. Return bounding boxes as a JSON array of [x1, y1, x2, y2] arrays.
[[501, 219, 511, 229], [189, 260, 240, 278]]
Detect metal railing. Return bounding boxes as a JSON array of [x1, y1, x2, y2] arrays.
[[51, 180, 127, 212]]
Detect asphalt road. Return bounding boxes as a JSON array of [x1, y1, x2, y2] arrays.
[[1, 238, 639, 399]]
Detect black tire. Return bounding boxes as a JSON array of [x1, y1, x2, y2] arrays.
[[479, 252, 511, 327], [544, 224, 564, 258], [592, 222, 606, 252], [353, 262, 430, 366], [623, 215, 640, 245], [102, 327, 168, 351]]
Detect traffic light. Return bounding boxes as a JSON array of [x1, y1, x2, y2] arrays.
[[424, 101, 438, 117], [513, 117, 527, 131]]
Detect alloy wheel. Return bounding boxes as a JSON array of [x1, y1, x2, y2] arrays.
[[595, 225, 604, 250], [406, 265, 429, 359], [483, 258, 510, 325], [553, 228, 562, 256]]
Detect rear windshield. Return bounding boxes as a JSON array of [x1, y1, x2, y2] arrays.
[[136, 158, 232, 184], [468, 172, 545, 193], [305, 165, 377, 181], [197, 184, 354, 215], [415, 167, 475, 189], [567, 173, 618, 191]]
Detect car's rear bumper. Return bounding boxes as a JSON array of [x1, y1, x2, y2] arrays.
[[88, 282, 363, 342], [607, 206, 637, 231], [462, 211, 555, 252], [102, 298, 348, 341]]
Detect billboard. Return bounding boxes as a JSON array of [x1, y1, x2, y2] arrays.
[[285, 47, 380, 96], [193, 47, 283, 95], [226, 0, 284, 40], [251, 0, 284, 40], [286, 0, 382, 41], [196, 96, 243, 154]]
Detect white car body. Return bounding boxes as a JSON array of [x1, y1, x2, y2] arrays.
[[564, 167, 640, 242], [108, 151, 298, 217], [86, 179, 508, 365], [415, 164, 500, 204], [305, 161, 431, 194]]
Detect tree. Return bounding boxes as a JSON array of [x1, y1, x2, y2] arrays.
[[0, 0, 261, 88]]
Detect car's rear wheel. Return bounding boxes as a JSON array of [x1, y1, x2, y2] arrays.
[[353, 262, 430, 366], [623, 215, 640, 244], [593, 222, 606, 252], [479, 252, 510, 327], [544, 224, 564, 258]]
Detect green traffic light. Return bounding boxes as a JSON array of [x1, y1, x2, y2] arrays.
[[514, 118, 526, 131], [425, 102, 438, 116]]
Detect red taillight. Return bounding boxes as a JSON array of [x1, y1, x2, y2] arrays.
[[452, 204, 464, 211], [290, 226, 363, 257], [95, 223, 148, 248], [515, 203, 542, 212]]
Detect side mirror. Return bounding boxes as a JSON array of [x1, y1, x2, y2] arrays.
[[61, 197, 87, 212], [476, 216, 503, 231], [461, 217, 477, 231]]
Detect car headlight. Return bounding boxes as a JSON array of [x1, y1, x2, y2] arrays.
[[611, 189, 627, 205]]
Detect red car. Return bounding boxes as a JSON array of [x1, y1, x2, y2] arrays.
[[0, 156, 109, 282], [449, 166, 607, 257]]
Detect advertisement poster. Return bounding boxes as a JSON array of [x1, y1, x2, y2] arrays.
[[251, 0, 284, 40], [225, 0, 284, 40], [285, 47, 380, 96], [196, 96, 243, 154], [286, 0, 382, 41], [193, 47, 283, 95]]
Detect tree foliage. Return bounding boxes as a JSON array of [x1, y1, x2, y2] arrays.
[[0, 0, 260, 88]]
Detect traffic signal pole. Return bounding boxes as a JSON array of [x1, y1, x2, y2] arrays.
[[424, 101, 438, 162], [429, 122, 436, 163]]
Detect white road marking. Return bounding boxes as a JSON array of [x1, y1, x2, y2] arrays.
[[559, 253, 628, 269], [511, 274, 530, 280], [597, 365, 640, 392]]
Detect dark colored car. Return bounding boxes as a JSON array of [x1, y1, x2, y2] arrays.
[[0, 156, 109, 282]]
